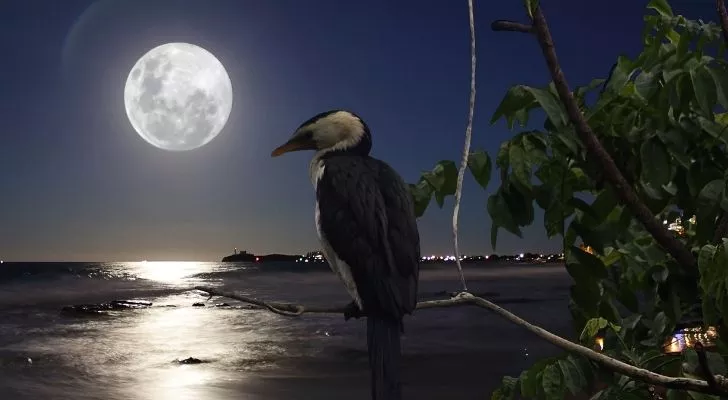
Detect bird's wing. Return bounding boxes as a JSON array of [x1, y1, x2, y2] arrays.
[[316, 156, 420, 319]]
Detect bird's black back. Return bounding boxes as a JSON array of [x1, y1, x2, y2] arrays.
[[316, 153, 420, 321]]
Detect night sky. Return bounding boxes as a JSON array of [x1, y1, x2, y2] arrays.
[[0, 0, 716, 262]]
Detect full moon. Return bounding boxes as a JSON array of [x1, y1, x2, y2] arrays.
[[123, 43, 233, 151]]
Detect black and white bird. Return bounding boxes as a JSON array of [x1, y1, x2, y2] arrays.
[[271, 110, 420, 400]]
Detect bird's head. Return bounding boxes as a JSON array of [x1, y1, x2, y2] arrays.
[[271, 110, 372, 158]]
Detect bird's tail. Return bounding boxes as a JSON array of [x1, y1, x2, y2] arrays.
[[367, 316, 402, 400]]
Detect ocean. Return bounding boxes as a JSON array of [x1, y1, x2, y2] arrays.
[[0, 261, 574, 400]]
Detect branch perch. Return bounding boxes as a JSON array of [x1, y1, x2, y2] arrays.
[[491, 20, 533, 33], [490, 9, 697, 270], [714, 0, 728, 244], [194, 286, 728, 395], [717, 0, 728, 45]]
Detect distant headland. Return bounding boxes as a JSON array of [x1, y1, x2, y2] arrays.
[[221, 249, 299, 263], [222, 248, 567, 265]]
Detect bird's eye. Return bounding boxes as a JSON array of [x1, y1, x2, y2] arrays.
[[299, 130, 314, 141]]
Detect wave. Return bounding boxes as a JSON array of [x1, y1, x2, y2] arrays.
[[0, 262, 137, 284], [0, 274, 189, 310], [188, 262, 330, 280]]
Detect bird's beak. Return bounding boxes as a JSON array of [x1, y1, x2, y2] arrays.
[[271, 133, 316, 157]]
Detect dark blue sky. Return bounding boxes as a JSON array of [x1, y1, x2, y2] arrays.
[[0, 0, 715, 261]]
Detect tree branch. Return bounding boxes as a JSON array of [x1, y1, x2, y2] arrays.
[[451, 0, 477, 292], [713, 1, 728, 245], [194, 286, 728, 395], [695, 341, 720, 389], [490, 8, 697, 270], [491, 20, 533, 33], [717, 0, 728, 45]]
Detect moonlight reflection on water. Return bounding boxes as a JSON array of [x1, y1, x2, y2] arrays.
[[0, 262, 574, 399]]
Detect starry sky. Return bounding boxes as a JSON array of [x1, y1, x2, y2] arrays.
[[0, 0, 717, 262]]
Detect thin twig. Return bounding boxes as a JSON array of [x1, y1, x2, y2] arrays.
[[492, 7, 697, 270], [491, 20, 533, 33], [451, 0, 477, 292], [717, 0, 728, 44], [714, 0, 728, 244], [695, 342, 719, 389], [194, 286, 728, 395]]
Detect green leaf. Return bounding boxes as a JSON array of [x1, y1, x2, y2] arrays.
[[557, 359, 584, 395], [698, 244, 717, 270], [580, 317, 609, 341], [707, 66, 728, 110], [423, 160, 458, 207], [519, 366, 541, 399], [503, 183, 535, 226], [691, 66, 717, 117], [634, 70, 659, 100], [604, 56, 634, 93], [543, 201, 566, 237], [698, 180, 725, 206], [667, 389, 689, 400], [488, 192, 522, 249], [647, 0, 673, 17], [491, 86, 536, 129], [467, 150, 492, 190], [687, 392, 720, 400], [574, 78, 606, 101], [639, 137, 671, 191], [408, 179, 433, 218], [622, 314, 642, 331], [571, 281, 602, 316], [524, 86, 568, 128], [567, 245, 608, 280], [491, 376, 518, 400], [591, 188, 618, 222], [651, 311, 668, 336], [541, 364, 564, 400], [509, 143, 532, 190]]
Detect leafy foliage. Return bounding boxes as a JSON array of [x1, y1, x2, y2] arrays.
[[410, 1, 728, 398], [408, 150, 492, 217]]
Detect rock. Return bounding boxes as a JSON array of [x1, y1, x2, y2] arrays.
[[60, 300, 152, 316], [192, 302, 205, 307], [174, 357, 206, 365]]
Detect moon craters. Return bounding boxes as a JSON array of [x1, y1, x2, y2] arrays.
[[123, 43, 233, 151]]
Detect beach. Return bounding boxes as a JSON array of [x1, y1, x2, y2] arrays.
[[0, 262, 574, 399]]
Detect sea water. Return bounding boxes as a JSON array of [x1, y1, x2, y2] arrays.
[[0, 261, 572, 400]]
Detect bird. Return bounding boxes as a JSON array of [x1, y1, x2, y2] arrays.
[[271, 110, 420, 400]]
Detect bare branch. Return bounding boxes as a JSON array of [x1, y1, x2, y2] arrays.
[[194, 286, 475, 316], [194, 286, 728, 395], [451, 0, 477, 292], [714, 1, 728, 244], [491, 20, 533, 33], [490, 8, 697, 270], [717, 0, 728, 44], [695, 341, 720, 389]]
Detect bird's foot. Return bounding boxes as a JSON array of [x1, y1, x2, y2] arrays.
[[343, 301, 364, 321]]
